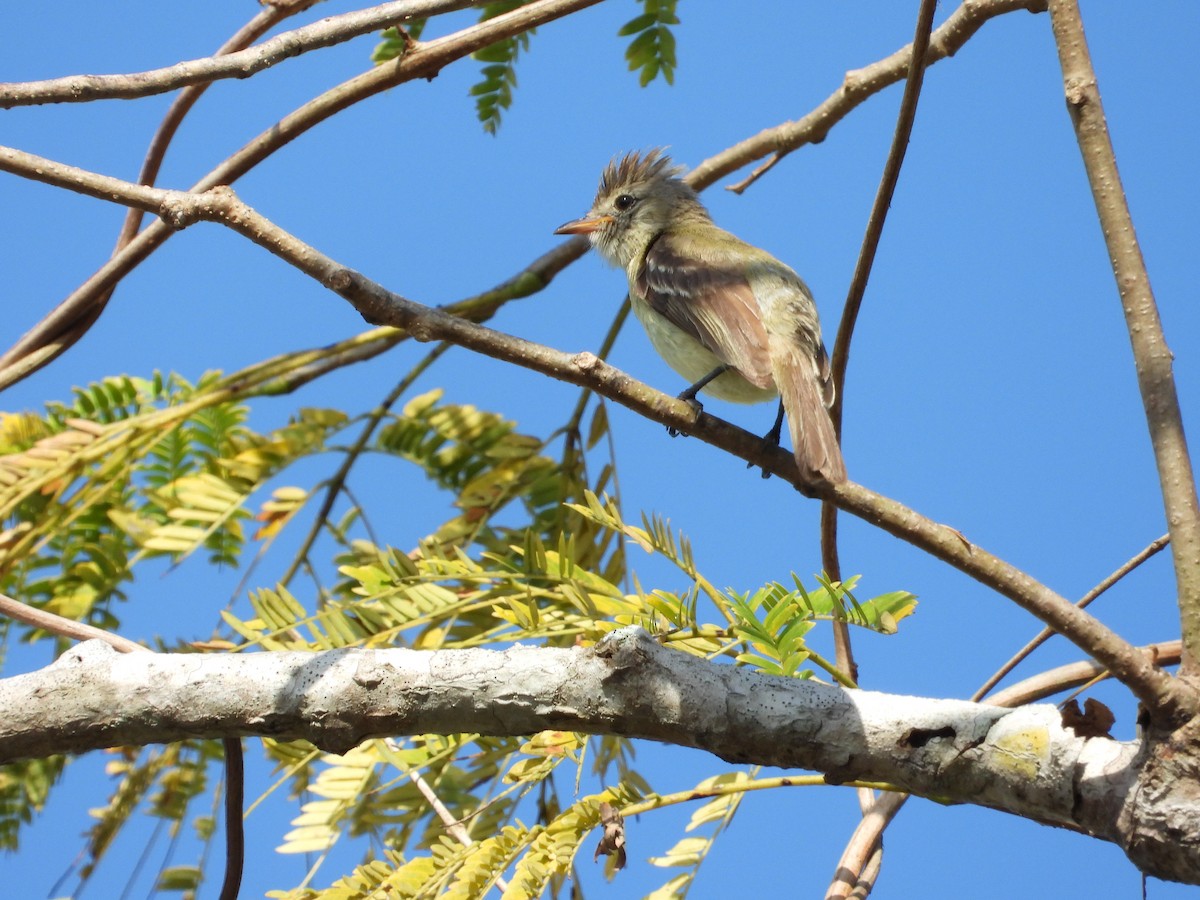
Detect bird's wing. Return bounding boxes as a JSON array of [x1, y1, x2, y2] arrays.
[[635, 231, 775, 390]]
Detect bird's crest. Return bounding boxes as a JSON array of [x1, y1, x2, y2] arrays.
[[596, 149, 685, 202]]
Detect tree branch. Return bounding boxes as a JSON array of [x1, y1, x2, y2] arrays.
[[1047, 0, 1200, 676], [0, 591, 145, 653], [976, 533, 1172, 700], [822, 0, 939, 689], [0, 0, 478, 107], [0, 590, 247, 900], [0, 630, 1145, 842], [0, 0, 1045, 393], [5, 627, 1196, 882], [0, 0, 605, 390], [827, 638, 1184, 897], [702, 0, 1049, 194], [0, 149, 1187, 718], [116, 0, 321, 250]]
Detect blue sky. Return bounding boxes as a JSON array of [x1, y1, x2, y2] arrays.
[[2, 2, 1199, 898]]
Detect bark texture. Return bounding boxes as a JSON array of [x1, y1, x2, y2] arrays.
[[4, 628, 1197, 882]]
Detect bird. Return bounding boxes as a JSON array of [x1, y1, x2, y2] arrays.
[[554, 149, 846, 484]]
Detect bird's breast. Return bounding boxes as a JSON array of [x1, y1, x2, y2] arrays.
[[629, 294, 778, 405]]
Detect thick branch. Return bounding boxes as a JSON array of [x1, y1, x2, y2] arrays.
[[0, 630, 1143, 841], [6, 628, 1198, 883], [1047, 0, 1200, 674], [830, 638, 1188, 896], [0, 0, 478, 107]]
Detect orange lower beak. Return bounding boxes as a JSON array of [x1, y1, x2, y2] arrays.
[[554, 214, 613, 235]]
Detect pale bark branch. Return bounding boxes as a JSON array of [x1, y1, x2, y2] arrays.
[[0, 0, 477, 107], [3, 628, 1195, 881], [0, 590, 247, 900], [828, 638, 1185, 897], [0, 629, 1135, 831], [1047, 0, 1200, 675], [833, 548, 1184, 899]]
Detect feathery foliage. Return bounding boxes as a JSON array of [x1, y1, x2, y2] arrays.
[[470, 1, 539, 134], [619, 0, 679, 86], [0, 315, 916, 900]]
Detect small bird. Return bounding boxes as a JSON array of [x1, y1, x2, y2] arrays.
[[555, 149, 846, 484]]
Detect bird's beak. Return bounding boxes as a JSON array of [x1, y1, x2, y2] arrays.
[[554, 214, 613, 235]]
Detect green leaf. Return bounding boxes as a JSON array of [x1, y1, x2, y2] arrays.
[[619, 0, 680, 88], [617, 12, 657, 36], [156, 865, 201, 891]]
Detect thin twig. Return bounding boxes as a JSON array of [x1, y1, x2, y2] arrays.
[[0, 591, 145, 652], [827, 797, 900, 900], [218, 735, 245, 900], [407, 765, 511, 893], [64, 6, 317, 372], [822, 0, 939, 689], [829, 0, 937, 424], [278, 341, 451, 590], [117, 1, 320, 248], [988, 640, 1181, 708], [708, 0, 1049, 194], [821, 2, 939, 889], [1047, 0, 1200, 676], [0, 0, 605, 391], [0, 0, 1045, 394], [847, 845, 883, 900], [975, 533, 1171, 699], [0, 0, 476, 107]]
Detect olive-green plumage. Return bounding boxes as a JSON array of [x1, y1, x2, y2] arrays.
[[556, 149, 846, 484]]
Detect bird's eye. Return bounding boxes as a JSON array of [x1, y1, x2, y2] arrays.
[[614, 194, 637, 211]]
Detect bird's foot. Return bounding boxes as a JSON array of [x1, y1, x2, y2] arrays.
[[747, 401, 786, 478], [668, 394, 704, 437]]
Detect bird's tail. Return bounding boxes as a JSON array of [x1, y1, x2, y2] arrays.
[[769, 335, 847, 484]]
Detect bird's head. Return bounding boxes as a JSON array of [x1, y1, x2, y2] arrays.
[[555, 149, 709, 270]]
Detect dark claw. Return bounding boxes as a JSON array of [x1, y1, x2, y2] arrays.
[[668, 395, 703, 437], [747, 400, 786, 478], [671, 365, 728, 437]]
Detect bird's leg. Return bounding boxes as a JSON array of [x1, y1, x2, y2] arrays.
[[748, 400, 786, 478], [669, 365, 730, 436]]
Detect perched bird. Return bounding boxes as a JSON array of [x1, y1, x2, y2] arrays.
[[555, 149, 846, 484]]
